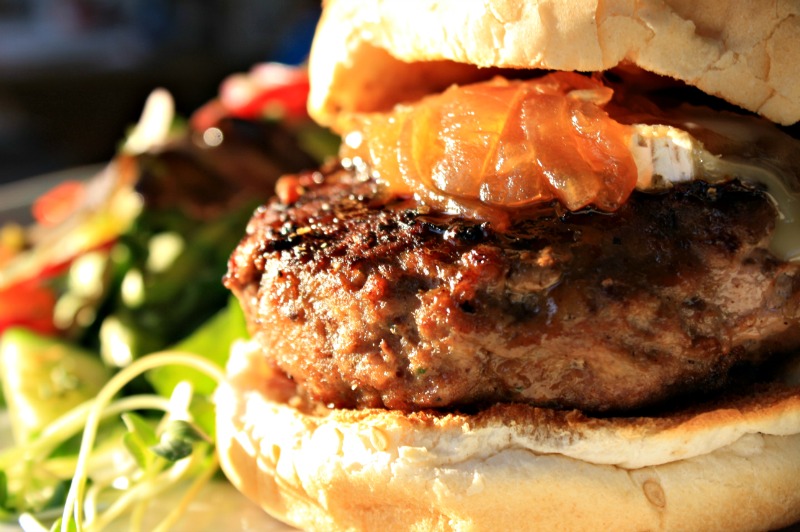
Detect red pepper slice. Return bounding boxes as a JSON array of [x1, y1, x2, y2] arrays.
[[0, 278, 58, 335], [32, 180, 85, 227]]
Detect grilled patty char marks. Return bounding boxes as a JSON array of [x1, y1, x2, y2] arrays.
[[225, 164, 800, 413]]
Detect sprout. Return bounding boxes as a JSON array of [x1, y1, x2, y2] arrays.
[[151, 420, 210, 462]]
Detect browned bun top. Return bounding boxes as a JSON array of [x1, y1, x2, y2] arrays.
[[308, 0, 800, 130], [216, 340, 800, 532]]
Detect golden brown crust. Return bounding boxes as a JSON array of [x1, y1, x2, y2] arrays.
[[308, 0, 800, 128], [216, 340, 800, 532]]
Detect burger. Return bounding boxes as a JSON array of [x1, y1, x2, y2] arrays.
[[215, 1, 800, 530]]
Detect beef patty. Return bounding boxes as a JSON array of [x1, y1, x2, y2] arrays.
[[225, 162, 800, 413]]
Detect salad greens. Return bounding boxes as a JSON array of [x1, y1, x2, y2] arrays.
[[0, 302, 245, 531], [0, 63, 338, 531]]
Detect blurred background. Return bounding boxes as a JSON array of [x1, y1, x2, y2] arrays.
[[0, 0, 321, 184]]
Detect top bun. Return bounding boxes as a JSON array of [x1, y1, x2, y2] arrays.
[[308, 0, 800, 129]]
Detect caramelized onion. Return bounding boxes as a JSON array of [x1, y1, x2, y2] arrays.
[[342, 73, 638, 219]]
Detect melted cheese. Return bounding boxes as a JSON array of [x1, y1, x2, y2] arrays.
[[630, 121, 800, 262]]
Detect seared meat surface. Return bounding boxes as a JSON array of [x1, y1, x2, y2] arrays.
[[225, 164, 800, 413]]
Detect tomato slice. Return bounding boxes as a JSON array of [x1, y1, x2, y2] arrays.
[[227, 81, 310, 120], [191, 64, 311, 131]]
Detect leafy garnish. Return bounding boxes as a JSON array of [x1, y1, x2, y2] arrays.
[[151, 420, 209, 462], [146, 298, 247, 397], [121, 413, 159, 470]]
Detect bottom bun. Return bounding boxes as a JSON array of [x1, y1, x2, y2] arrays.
[[215, 340, 800, 532]]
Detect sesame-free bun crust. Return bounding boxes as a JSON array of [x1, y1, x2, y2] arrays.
[[308, 0, 800, 129], [216, 340, 800, 532]]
